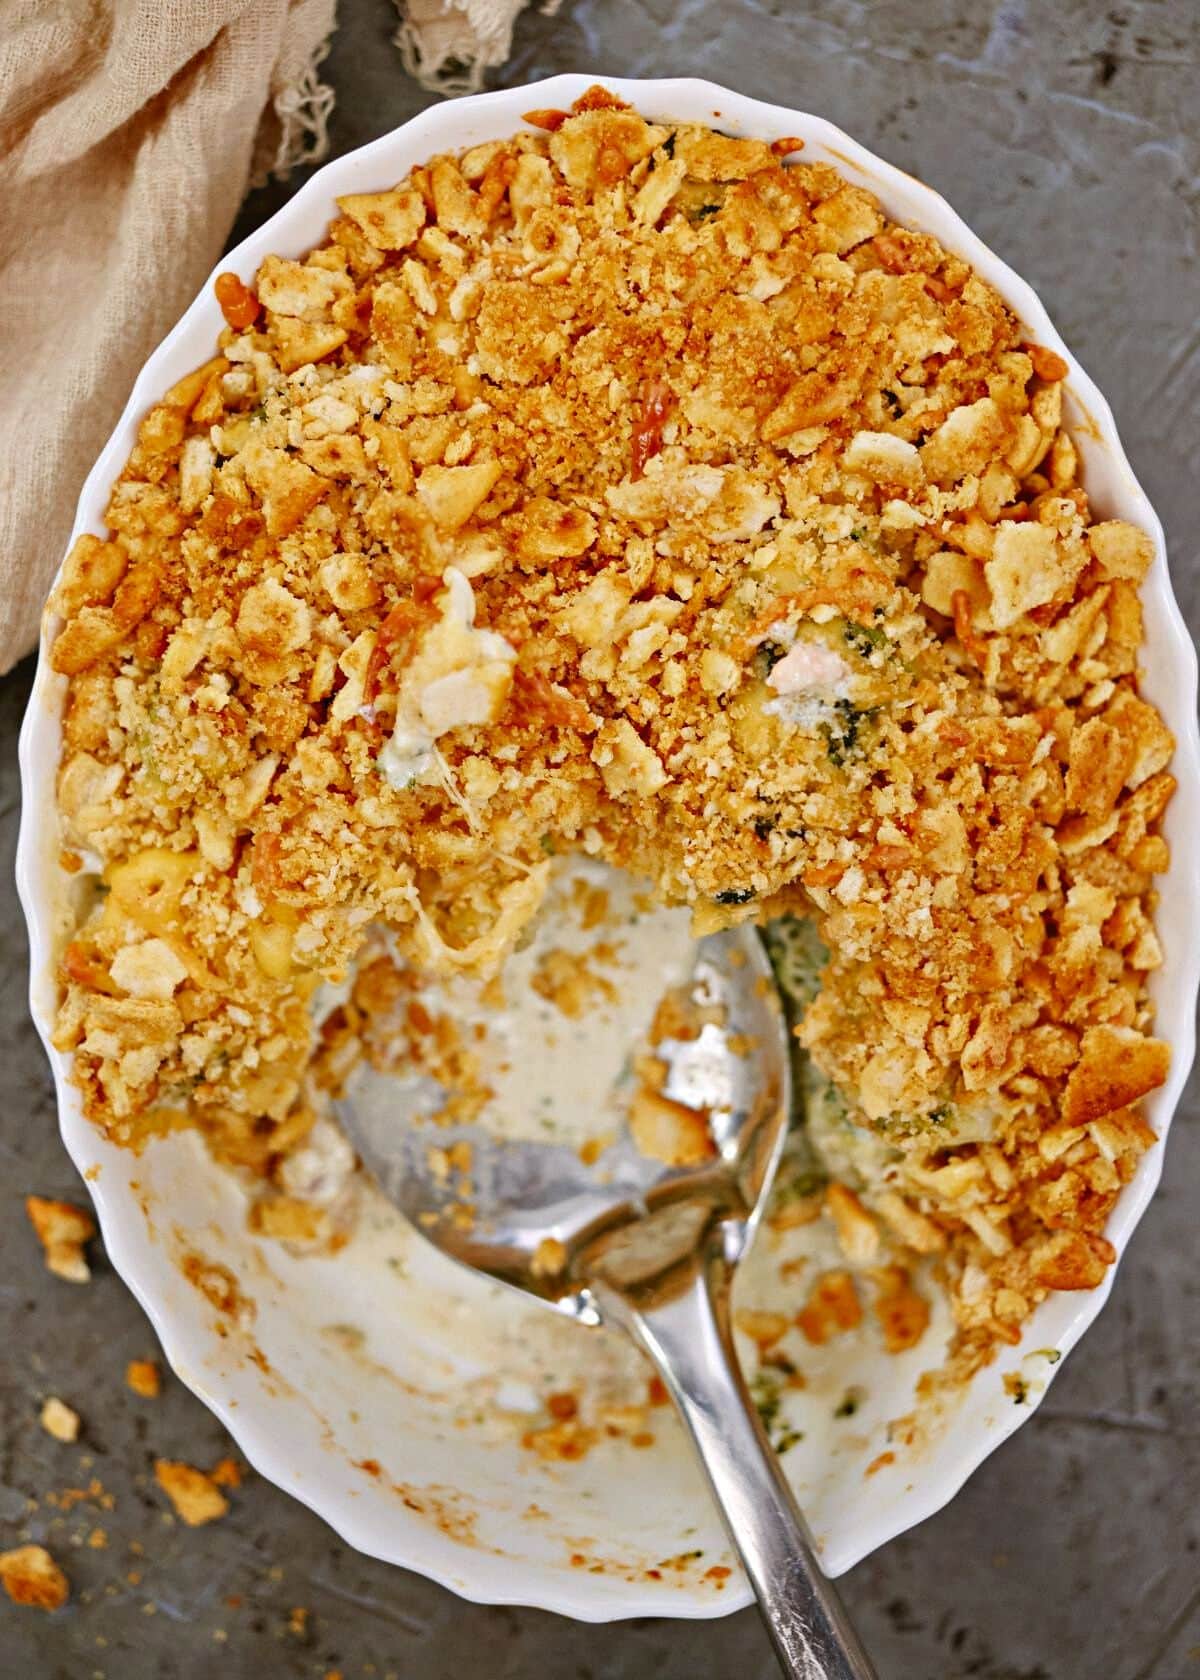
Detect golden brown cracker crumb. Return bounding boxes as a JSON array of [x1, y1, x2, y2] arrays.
[[46, 1476, 112, 1513], [1061, 1025, 1169, 1127], [0, 1544, 69, 1611], [247, 1196, 330, 1244], [735, 1309, 791, 1348], [209, 1457, 243, 1489], [25, 1195, 96, 1283], [796, 1270, 863, 1345], [153, 1459, 230, 1526], [627, 1084, 715, 1168], [825, 1183, 881, 1267], [124, 1359, 162, 1399], [530, 945, 618, 1018], [39, 1397, 81, 1443], [872, 1265, 931, 1354]]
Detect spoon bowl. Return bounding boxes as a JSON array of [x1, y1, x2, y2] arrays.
[[339, 927, 787, 1323], [336, 905, 877, 1680]]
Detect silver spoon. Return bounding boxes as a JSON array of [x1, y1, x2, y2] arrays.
[[336, 924, 877, 1680]]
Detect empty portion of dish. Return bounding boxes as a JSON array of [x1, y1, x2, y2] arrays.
[[48, 85, 1173, 1388]]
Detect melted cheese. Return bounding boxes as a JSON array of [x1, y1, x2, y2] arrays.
[[378, 567, 516, 791]]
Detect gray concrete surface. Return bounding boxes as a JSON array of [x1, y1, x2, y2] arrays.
[[2, 1, 1197, 1675]]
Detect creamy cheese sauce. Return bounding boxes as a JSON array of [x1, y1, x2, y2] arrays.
[[374, 858, 697, 1150]]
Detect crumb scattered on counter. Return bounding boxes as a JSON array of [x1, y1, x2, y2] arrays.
[[46, 1476, 114, 1512], [0, 1544, 70, 1611], [124, 1359, 162, 1398], [153, 1459, 230, 1526], [40, 1396, 82, 1443], [25, 1195, 96, 1283], [209, 1457, 243, 1488]]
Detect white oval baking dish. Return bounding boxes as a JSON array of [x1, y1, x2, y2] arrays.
[[17, 74, 1199, 1621]]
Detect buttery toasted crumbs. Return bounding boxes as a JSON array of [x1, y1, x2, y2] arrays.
[[871, 1264, 932, 1353], [0, 1544, 69, 1611], [210, 1456, 244, 1488], [39, 1396, 81, 1442], [125, 1358, 162, 1398], [797, 1269, 863, 1345], [627, 1080, 715, 1167], [25, 1195, 96, 1283], [46, 1476, 114, 1512], [530, 943, 618, 1017], [735, 1308, 791, 1348], [50, 86, 1173, 1386], [153, 1458, 230, 1526]]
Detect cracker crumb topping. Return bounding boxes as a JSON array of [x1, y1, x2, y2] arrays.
[[50, 87, 1173, 1384]]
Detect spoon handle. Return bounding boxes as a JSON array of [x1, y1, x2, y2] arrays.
[[595, 1254, 878, 1680]]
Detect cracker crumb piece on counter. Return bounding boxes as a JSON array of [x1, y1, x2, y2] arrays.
[[153, 1459, 230, 1526], [0, 1544, 69, 1611], [39, 1397, 81, 1443], [46, 1475, 114, 1512], [209, 1456, 244, 1489], [25, 1195, 95, 1283], [125, 1358, 162, 1398], [48, 81, 1174, 1388]]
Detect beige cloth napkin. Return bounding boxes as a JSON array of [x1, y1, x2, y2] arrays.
[[0, 0, 336, 675]]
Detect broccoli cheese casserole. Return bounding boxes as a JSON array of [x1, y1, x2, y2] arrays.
[[49, 86, 1175, 1386]]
